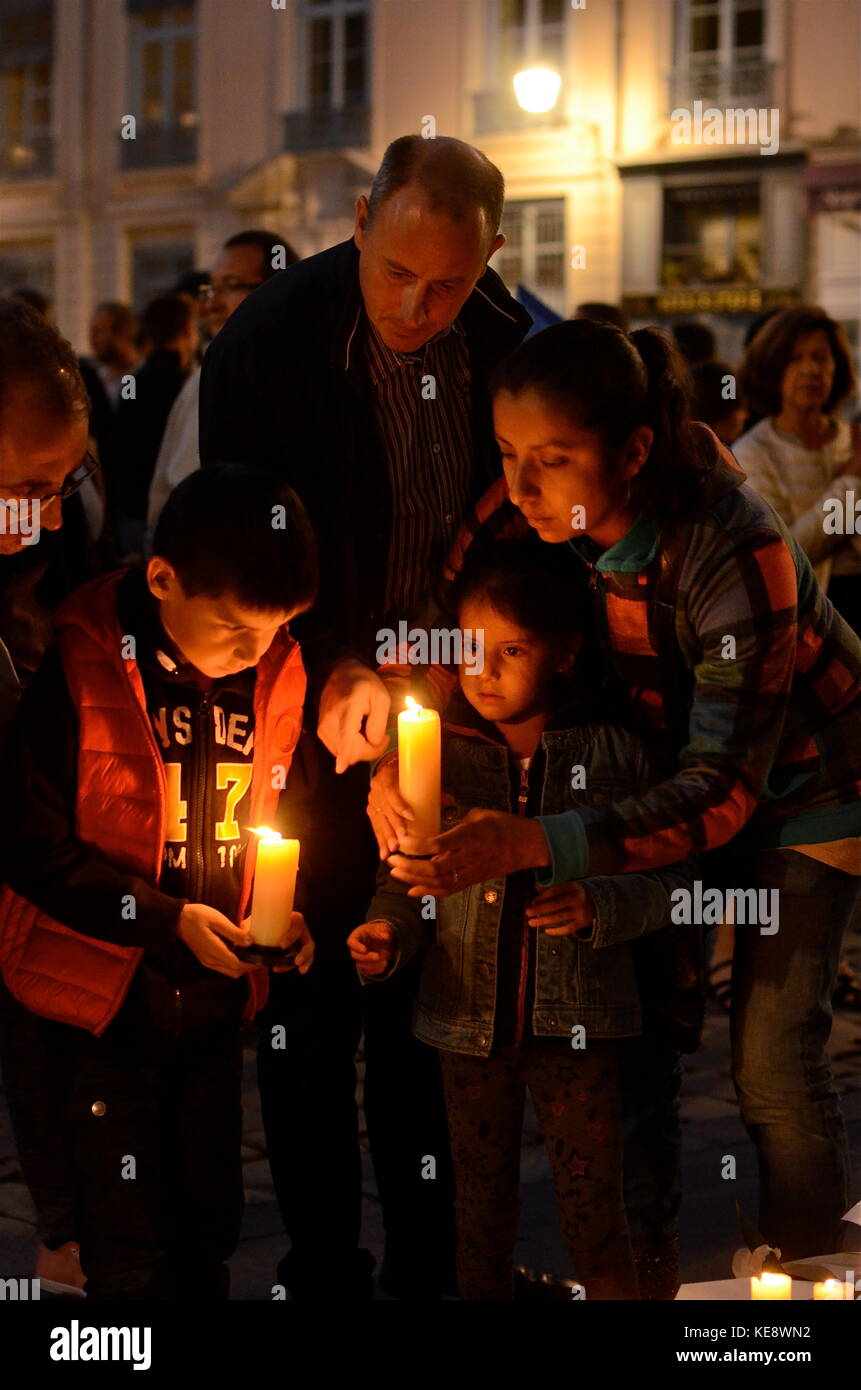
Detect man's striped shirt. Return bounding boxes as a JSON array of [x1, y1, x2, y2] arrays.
[[364, 315, 473, 622]]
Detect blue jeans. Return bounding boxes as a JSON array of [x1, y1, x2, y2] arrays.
[[730, 847, 858, 1260]]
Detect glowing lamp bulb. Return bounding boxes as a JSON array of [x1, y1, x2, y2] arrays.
[[513, 67, 561, 114]]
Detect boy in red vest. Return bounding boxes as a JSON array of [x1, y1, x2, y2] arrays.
[[0, 464, 318, 1300]]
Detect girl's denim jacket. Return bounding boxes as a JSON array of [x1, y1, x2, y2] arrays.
[[365, 690, 699, 1057]]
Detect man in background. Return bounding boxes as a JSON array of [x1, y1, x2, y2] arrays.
[[147, 231, 298, 536]]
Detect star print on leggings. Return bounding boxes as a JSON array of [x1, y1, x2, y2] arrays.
[[566, 1151, 591, 1180]]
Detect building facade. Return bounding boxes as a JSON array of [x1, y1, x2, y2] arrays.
[[0, 0, 858, 364]]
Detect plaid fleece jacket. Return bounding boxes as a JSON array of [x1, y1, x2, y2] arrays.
[[378, 426, 861, 883]]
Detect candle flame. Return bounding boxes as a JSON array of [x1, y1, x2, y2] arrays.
[[248, 826, 282, 842], [404, 695, 423, 720]]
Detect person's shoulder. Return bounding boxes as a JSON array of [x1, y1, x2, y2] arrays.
[[228, 240, 357, 323], [731, 416, 776, 462], [204, 240, 359, 367]]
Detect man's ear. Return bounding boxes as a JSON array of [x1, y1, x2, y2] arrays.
[[353, 195, 370, 250], [485, 232, 505, 265]]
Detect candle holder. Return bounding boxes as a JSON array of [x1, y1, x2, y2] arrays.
[[232, 941, 301, 967]]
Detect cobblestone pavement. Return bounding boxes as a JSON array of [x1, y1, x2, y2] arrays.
[[1, 953, 859, 1299]]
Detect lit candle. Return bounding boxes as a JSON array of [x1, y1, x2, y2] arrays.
[[397, 696, 441, 855], [813, 1279, 843, 1300], [751, 1273, 791, 1300], [249, 827, 300, 948]]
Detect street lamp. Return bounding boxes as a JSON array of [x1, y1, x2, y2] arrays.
[[513, 67, 561, 114]]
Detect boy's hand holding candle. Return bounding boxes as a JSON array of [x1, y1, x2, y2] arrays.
[[178, 904, 255, 978], [239, 911, 314, 974], [347, 921, 398, 976], [233, 827, 315, 969]]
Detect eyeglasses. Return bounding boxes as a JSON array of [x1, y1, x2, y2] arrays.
[[198, 280, 263, 301], [2, 450, 101, 511]]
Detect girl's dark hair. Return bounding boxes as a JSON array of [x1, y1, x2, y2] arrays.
[[153, 464, 318, 614], [740, 305, 857, 418], [450, 535, 586, 650], [490, 318, 711, 517]]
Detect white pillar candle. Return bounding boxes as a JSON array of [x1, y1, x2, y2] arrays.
[[249, 828, 300, 948], [397, 696, 441, 855], [751, 1273, 791, 1300], [812, 1279, 843, 1300]]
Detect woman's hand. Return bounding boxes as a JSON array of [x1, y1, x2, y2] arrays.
[[526, 882, 596, 937], [346, 920, 398, 975], [367, 755, 414, 856], [387, 809, 551, 898]]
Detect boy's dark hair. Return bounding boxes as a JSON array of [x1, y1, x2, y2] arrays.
[[491, 317, 710, 518], [139, 294, 193, 350], [367, 134, 504, 242], [451, 536, 585, 652], [740, 304, 857, 418], [224, 229, 299, 278], [153, 465, 318, 614]]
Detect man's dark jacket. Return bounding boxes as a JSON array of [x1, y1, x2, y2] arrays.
[[115, 348, 188, 521], [198, 237, 531, 683]]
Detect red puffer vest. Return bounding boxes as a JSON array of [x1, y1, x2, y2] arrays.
[[0, 572, 306, 1035]]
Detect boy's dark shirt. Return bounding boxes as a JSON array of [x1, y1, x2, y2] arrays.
[[0, 568, 263, 1030]]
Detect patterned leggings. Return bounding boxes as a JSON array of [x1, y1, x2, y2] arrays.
[[439, 1039, 639, 1300]]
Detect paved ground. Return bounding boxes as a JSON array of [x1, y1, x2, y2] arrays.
[[1, 940, 859, 1299]]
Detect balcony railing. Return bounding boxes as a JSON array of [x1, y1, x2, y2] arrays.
[[119, 121, 197, 171], [283, 104, 371, 153], [473, 89, 568, 136], [668, 56, 776, 113], [0, 134, 52, 179]]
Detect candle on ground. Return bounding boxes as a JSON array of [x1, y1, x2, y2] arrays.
[[750, 1273, 791, 1300], [249, 827, 300, 948], [813, 1279, 843, 1300], [398, 696, 441, 855]]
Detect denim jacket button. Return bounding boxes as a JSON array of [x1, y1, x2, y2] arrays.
[[548, 1018, 557, 1028], [483, 889, 498, 904], [550, 948, 559, 956]]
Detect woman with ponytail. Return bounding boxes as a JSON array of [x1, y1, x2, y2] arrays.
[[368, 317, 861, 1281]]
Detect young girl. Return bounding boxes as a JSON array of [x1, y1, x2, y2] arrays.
[[348, 540, 696, 1300]]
